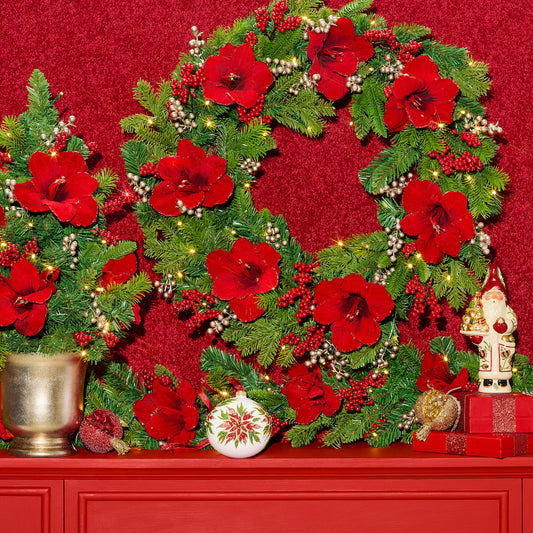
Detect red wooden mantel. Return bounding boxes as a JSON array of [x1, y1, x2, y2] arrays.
[[1, 442, 532, 533]]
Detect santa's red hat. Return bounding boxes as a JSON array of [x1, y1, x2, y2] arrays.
[[481, 263, 507, 298]]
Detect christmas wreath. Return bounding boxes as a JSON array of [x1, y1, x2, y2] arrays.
[[2, 0, 531, 452], [106, 0, 533, 449]]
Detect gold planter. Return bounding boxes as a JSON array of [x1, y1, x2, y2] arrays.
[[1, 352, 86, 457]]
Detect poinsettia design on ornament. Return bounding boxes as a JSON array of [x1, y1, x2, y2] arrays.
[[14, 151, 99, 226], [284, 364, 341, 424], [383, 55, 459, 131], [202, 43, 274, 108], [206, 238, 281, 322], [313, 273, 394, 353], [307, 17, 374, 101], [400, 180, 475, 264], [0, 258, 56, 336], [133, 379, 199, 445], [213, 403, 268, 446], [150, 139, 234, 216]]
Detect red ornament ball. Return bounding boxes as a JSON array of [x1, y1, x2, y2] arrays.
[[79, 409, 130, 454]]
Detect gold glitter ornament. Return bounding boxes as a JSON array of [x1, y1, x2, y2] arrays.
[[414, 389, 460, 441]]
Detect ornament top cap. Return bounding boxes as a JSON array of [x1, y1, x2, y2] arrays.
[[235, 390, 247, 398], [481, 263, 507, 298]]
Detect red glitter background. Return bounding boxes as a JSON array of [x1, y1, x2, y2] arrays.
[[1, 0, 532, 386]]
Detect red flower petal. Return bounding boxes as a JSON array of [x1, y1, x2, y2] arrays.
[[230, 293, 265, 322], [402, 180, 442, 214], [100, 253, 137, 287], [9, 259, 42, 296], [14, 302, 47, 336], [149, 181, 183, 216], [176, 138, 207, 166], [403, 55, 440, 83], [133, 394, 157, 424], [202, 173, 234, 207], [54, 151, 89, 178], [365, 283, 395, 321], [70, 195, 98, 227], [416, 234, 444, 264], [383, 97, 409, 132], [0, 296, 18, 326], [13, 181, 49, 212], [43, 197, 76, 222]]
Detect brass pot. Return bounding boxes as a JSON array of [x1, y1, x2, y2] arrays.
[[1, 352, 87, 457]]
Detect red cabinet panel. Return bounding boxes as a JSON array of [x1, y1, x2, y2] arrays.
[[0, 444, 532, 533], [0, 480, 63, 533], [65, 478, 521, 533]]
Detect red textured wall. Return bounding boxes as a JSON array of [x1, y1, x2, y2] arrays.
[[1, 0, 532, 385]]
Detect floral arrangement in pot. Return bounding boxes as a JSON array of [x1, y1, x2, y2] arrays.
[[0, 71, 151, 456]]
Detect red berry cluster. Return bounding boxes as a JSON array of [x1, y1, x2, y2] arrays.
[[73, 332, 94, 347], [405, 274, 442, 319], [270, 414, 289, 436], [245, 31, 259, 47], [102, 186, 141, 215], [171, 63, 206, 104], [156, 374, 176, 391], [362, 415, 388, 439], [338, 373, 387, 412], [52, 131, 69, 152], [363, 28, 399, 49], [272, 0, 288, 25], [93, 228, 119, 246], [277, 261, 319, 322], [0, 242, 22, 267], [84, 410, 116, 436], [429, 145, 483, 175], [237, 94, 272, 124], [464, 380, 479, 393], [0, 151, 13, 169], [402, 241, 417, 258], [278, 16, 301, 33], [138, 368, 157, 390], [383, 85, 393, 98], [397, 40, 422, 63], [86, 141, 98, 157], [460, 131, 482, 147], [104, 332, 120, 348], [290, 325, 326, 359], [23, 237, 39, 257], [139, 161, 159, 178], [280, 331, 301, 346], [173, 289, 220, 330], [254, 7, 270, 33]]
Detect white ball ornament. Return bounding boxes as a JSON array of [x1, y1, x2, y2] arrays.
[[206, 391, 272, 458]]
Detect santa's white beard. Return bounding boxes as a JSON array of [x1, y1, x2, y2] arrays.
[[483, 300, 506, 323]]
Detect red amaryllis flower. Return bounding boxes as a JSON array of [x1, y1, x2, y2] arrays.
[[284, 364, 341, 424], [400, 180, 475, 264], [14, 151, 98, 226], [416, 351, 470, 394], [383, 55, 459, 132], [134, 380, 199, 445], [307, 17, 374, 101], [0, 258, 55, 336], [206, 238, 281, 322], [150, 139, 234, 216], [202, 43, 274, 108], [313, 273, 394, 353], [99, 253, 137, 288]]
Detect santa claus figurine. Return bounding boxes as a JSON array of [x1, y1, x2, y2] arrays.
[[461, 264, 517, 393]]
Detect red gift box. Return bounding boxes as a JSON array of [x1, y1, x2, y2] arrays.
[[412, 431, 531, 458], [456, 392, 533, 433]]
